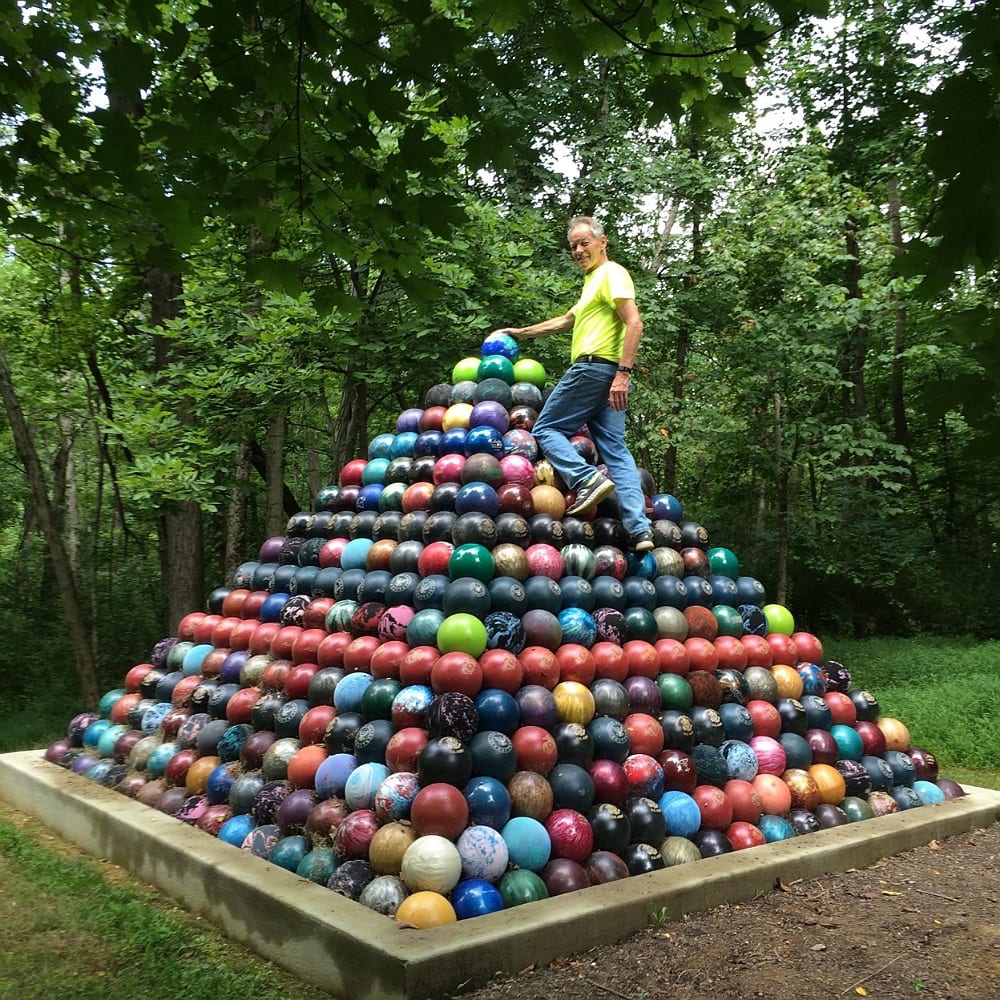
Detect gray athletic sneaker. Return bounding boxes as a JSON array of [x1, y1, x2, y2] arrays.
[[566, 473, 616, 516]]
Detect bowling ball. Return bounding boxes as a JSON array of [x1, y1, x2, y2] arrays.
[[498, 869, 548, 908], [658, 749, 697, 794], [587, 716, 631, 763], [692, 829, 733, 858], [622, 842, 666, 874], [778, 732, 813, 771], [585, 850, 631, 884], [417, 736, 474, 787], [659, 711, 695, 752], [835, 759, 873, 798], [814, 802, 850, 828], [788, 808, 821, 835], [588, 759, 630, 805], [548, 762, 595, 811], [624, 796, 666, 846], [545, 808, 595, 864], [451, 878, 505, 920], [410, 782, 470, 839], [463, 776, 513, 831], [757, 814, 796, 842], [512, 725, 558, 775], [502, 815, 552, 872], [469, 731, 517, 783], [725, 820, 766, 851], [507, 770, 555, 820]]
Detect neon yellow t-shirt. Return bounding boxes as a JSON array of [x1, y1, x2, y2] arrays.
[[570, 260, 636, 362]]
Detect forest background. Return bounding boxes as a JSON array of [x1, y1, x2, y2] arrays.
[[0, 0, 997, 717]]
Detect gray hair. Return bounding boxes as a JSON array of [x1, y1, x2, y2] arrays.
[[567, 216, 605, 239]]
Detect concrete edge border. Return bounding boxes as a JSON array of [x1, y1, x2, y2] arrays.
[[2, 750, 998, 999]]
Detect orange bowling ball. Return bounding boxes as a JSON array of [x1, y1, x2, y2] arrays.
[[395, 890, 456, 928]]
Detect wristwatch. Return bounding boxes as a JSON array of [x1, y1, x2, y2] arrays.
[[617, 365, 633, 374]]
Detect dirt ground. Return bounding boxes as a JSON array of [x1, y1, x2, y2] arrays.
[[4, 799, 999, 1000], [463, 822, 1000, 1000]]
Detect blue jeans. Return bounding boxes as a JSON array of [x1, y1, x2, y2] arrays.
[[533, 361, 652, 536]]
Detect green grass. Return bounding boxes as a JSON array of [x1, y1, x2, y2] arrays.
[[0, 812, 329, 1000]]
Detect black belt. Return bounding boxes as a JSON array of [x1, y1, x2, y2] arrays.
[[574, 354, 618, 366]]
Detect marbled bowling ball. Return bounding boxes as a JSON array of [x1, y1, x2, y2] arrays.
[[585, 850, 630, 884], [866, 790, 900, 817], [757, 814, 796, 843], [716, 668, 749, 706], [782, 768, 820, 811], [507, 770, 555, 821], [796, 662, 829, 696], [241, 823, 281, 859], [788, 808, 821, 835], [909, 747, 939, 783], [456, 824, 510, 882], [822, 660, 852, 693], [484, 611, 526, 653], [592, 607, 627, 645], [835, 759, 873, 798]]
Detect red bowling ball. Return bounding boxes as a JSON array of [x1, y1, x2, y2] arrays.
[[479, 649, 524, 693], [726, 821, 766, 851], [724, 779, 764, 824], [512, 726, 558, 775], [556, 644, 596, 686], [746, 699, 782, 739], [693, 784, 733, 830], [713, 635, 748, 672], [655, 638, 690, 676], [740, 634, 773, 668]]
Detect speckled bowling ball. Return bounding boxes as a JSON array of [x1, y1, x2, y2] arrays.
[[251, 779, 292, 825], [327, 859, 375, 900], [425, 692, 479, 743]]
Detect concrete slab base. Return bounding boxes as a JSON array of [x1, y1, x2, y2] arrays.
[[2, 749, 998, 999]]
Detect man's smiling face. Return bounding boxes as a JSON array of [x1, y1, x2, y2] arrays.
[[568, 223, 608, 273]]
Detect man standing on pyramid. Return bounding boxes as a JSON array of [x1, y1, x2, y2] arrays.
[[492, 215, 654, 553]]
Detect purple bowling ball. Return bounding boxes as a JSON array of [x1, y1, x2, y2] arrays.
[[623, 675, 661, 717]]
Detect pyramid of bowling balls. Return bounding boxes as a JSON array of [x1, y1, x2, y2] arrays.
[[45, 332, 963, 929]]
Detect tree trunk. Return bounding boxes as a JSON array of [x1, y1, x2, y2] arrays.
[[225, 439, 252, 577], [0, 336, 100, 706], [332, 370, 368, 473], [265, 410, 288, 535], [843, 222, 869, 419], [773, 390, 789, 606], [149, 265, 204, 629], [885, 175, 909, 448]]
